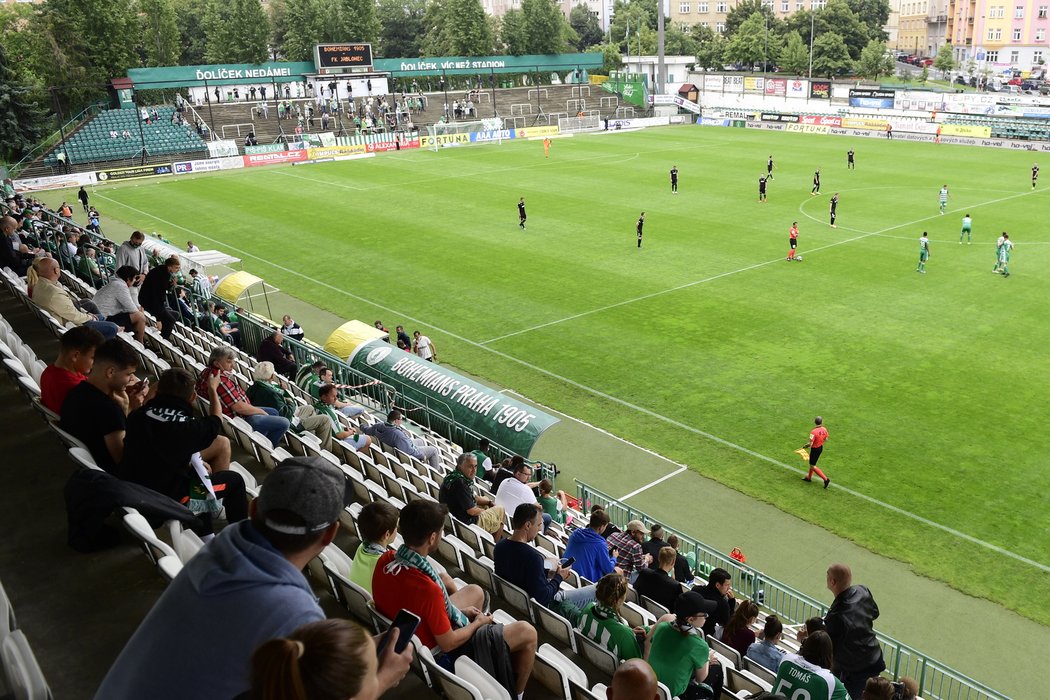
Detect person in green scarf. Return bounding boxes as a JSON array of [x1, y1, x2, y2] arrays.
[[246, 362, 332, 448]]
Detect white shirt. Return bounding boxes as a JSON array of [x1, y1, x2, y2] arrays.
[[495, 477, 537, 514], [186, 244, 200, 253], [415, 335, 433, 360]]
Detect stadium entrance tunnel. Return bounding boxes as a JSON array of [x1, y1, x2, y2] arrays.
[[213, 270, 280, 319]]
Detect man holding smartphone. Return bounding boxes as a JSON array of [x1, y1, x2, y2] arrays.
[[495, 503, 597, 616]]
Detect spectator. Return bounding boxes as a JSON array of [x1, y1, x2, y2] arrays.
[[489, 456, 517, 493], [646, 591, 723, 700], [824, 563, 886, 699], [608, 659, 661, 700], [185, 240, 200, 253], [665, 534, 694, 584], [96, 457, 350, 699], [607, 520, 653, 584], [313, 368, 373, 415], [139, 256, 180, 339], [412, 330, 437, 362], [361, 409, 441, 470], [295, 360, 325, 395], [373, 319, 388, 335], [281, 314, 305, 342], [796, 616, 826, 644], [315, 383, 372, 453], [246, 361, 332, 447], [257, 331, 297, 378], [642, 524, 669, 563], [563, 507, 620, 583], [196, 347, 290, 448], [59, 339, 147, 471], [745, 615, 786, 672], [188, 268, 210, 305], [470, 437, 493, 480], [118, 368, 247, 530], [536, 478, 570, 526], [214, 304, 241, 346], [0, 216, 31, 275], [438, 452, 505, 540], [633, 546, 684, 613], [577, 573, 663, 662], [249, 618, 411, 700], [494, 459, 550, 532], [76, 246, 103, 286], [92, 266, 148, 341], [40, 326, 105, 413], [349, 502, 398, 594], [695, 568, 736, 638], [894, 678, 919, 700], [114, 231, 148, 299], [28, 257, 119, 339], [494, 503, 596, 617], [773, 631, 848, 700], [597, 505, 623, 540], [720, 599, 759, 660], [862, 677, 896, 700], [371, 500, 537, 698], [394, 324, 411, 352]]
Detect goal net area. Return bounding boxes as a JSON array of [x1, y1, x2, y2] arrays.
[[424, 118, 508, 150], [558, 114, 602, 134]]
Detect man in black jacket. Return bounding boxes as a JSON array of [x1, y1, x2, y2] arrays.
[[696, 567, 736, 637], [139, 256, 180, 338], [633, 546, 683, 612], [824, 563, 886, 699]]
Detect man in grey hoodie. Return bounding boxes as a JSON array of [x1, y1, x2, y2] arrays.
[[95, 457, 410, 699]]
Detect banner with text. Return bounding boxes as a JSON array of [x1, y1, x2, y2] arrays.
[[207, 140, 239, 157], [13, 172, 97, 193], [786, 79, 808, 98], [810, 81, 831, 99], [704, 75, 723, 92], [800, 115, 842, 126], [764, 78, 787, 97], [842, 117, 888, 130], [245, 144, 287, 155], [849, 89, 895, 109], [940, 124, 992, 137], [744, 77, 765, 94], [96, 164, 173, 182], [242, 150, 308, 167]]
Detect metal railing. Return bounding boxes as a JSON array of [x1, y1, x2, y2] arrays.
[[575, 481, 1010, 700]]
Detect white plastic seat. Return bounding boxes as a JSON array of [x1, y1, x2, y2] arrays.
[[227, 461, 259, 498], [156, 555, 184, 582], [0, 579, 16, 639], [122, 512, 178, 566], [574, 629, 618, 677], [166, 521, 205, 564], [533, 643, 587, 700], [492, 573, 533, 622], [533, 599, 577, 652], [455, 656, 512, 700], [417, 644, 484, 700], [0, 631, 51, 700]]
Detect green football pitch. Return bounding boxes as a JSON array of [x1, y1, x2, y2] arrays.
[[75, 126, 1050, 627]]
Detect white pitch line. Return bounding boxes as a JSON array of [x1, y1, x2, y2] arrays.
[[480, 231, 877, 345], [93, 192, 1050, 575], [618, 467, 688, 501]]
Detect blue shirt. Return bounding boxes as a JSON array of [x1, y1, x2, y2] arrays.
[[563, 527, 616, 583], [745, 639, 785, 672]]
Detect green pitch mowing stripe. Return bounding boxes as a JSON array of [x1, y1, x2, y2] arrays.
[[76, 127, 1050, 639]]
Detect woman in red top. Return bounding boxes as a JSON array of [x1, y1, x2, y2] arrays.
[[803, 416, 830, 488]]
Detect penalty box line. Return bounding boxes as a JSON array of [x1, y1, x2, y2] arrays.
[[93, 192, 1050, 575]]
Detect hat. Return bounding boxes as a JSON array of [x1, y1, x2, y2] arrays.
[[256, 457, 348, 535], [626, 519, 649, 535], [675, 591, 717, 619]]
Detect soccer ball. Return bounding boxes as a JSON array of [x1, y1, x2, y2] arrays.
[[796, 255, 803, 261]]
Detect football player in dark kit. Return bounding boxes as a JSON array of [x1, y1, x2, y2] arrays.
[[811, 168, 821, 195], [829, 193, 839, 228], [847, 149, 855, 170], [636, 212, 645, 248], [766, 155, 775, 180], [758, 174, 768, 203], [670, 166, 679, 194], [517, 197, 526, 229]]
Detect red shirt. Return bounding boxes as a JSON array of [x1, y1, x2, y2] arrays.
[[195, 367, 247, 418], [810, 426, 828, 448], [41, 365, 87, 413], [371, 550, 451, 649], [790, 226, 799, 240]]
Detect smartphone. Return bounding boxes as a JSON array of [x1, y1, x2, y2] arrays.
[[376, 609, 421, 658], [560, 556, 576, 568]]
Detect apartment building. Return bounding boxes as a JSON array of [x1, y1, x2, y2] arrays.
[[950, 0, 1050, 69], [666, 0, 828, 33]]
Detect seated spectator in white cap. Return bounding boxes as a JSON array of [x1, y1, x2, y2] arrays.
[[96, 456, 350, 700]]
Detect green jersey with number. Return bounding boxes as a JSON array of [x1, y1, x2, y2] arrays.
[[773, 654, 850, 700]]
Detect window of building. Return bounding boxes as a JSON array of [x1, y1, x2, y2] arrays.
[[680, 2, 690, 12], [1015, 5, 1024, 17], [699, 2, 709, 11], [1013, 28, 1022, 39], [1038, 28, 1047, 40], [1035, 50, 1045, 62], [1040, 5, 1048, 17], [987, 50, 999, 61], [716, 1, 727, 12], [716, 21, 726, 31], [782, 0, 789, 10], [988, 28, 1002, 39], [1010, 50, 1020, 62]]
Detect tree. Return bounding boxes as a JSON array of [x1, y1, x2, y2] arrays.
[[521, 0, 568, 54], [500, 8, 528, 55], [336, 0, 380, 44], [204, 0, 271, 64], [919, 65, 929, 83], [811, 30, 853, 77], [377, 0, 425, 57], [933, 43, 955, 78], [897, 67, 913, 82], [856, 39, 894, 79], [139, 0, 180, 66], [663, 23, 697, 56], [817, 0, 868, 60], [724, 0, 777, 37], [279, 0, 326, 61], [569, 4, 603, 49], [846, 0, 890, 41], [724, 12, 769, 70], [0, 43, 46, 163], [586, 42, 622, 75], [174, 0, 209, 64], [422, 0, 494, 56], [692, 24, 726, 70], [778, 30, 809, 75]]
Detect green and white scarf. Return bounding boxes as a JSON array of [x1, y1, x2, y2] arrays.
[[384, 544, 469, 629]]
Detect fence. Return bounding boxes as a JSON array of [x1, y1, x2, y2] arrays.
[[575, 481, 1011, 700]]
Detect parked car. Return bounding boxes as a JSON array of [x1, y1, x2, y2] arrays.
[[954, 75, 968, 85], [920, 58, 935, 67], [1007, 77, 1023, 86]]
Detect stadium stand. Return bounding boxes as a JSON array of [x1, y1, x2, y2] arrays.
[[942, 113, 1050, 141], [44, 107, 207, 167], [0, 194, 1010, 700]]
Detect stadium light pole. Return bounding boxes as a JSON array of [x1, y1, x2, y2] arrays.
[[808, 11, 815, 79], [657, 0, 666, 96]]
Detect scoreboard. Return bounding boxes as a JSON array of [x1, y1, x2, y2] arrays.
[[314, 43, 374, 72]]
